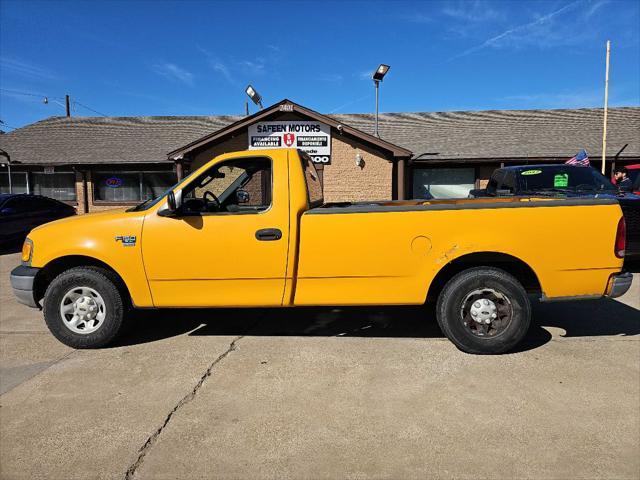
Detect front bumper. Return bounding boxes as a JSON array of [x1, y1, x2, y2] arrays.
[[10, 266, 40, 308], [605, 272, 634, 298]]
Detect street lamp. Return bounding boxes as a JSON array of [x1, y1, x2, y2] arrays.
[[372, 64, 390, 137], [245, 85, 264, 110]]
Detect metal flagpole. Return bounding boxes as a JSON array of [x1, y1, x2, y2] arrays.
[[601, 40, 611, 175]]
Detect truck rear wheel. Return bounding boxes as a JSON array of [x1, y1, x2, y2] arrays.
[[436, 267, 531, 354], [43, 267, 125, 349]]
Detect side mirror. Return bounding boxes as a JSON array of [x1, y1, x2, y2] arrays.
[[160, 190, 183, 217], [236, 189, 250, 204], [167, 191, 177, 211]]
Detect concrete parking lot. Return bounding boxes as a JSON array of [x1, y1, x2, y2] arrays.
[[1, 251, 638, 480]]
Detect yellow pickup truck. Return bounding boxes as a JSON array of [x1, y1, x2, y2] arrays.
[[10, 149, 631, 354]]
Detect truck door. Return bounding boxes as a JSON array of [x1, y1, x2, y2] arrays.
[[141, 154, 290, 307]]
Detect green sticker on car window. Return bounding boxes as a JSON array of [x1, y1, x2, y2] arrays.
[[554, 173, 569, 187], [521, 169, 542, 175]]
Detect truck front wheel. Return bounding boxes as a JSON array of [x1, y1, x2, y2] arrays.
[[436, 267, 531, 354], [43, 267, 125, 349]]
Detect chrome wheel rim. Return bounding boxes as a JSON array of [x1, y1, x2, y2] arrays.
[[59, 286, 106, 334], [460, 288, 513, 337]]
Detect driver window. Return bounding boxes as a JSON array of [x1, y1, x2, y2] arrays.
[[181, 157, 271, 214]]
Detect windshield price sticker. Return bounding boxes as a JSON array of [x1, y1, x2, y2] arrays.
[[554, 173, 569, 187], [521, 169, 542, 176], [249, 121, 331, 164]]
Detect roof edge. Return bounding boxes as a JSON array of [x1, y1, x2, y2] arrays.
[[167, 99, 413, 159]]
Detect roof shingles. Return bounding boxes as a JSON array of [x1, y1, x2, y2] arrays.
[[1, 107, 638, 165]]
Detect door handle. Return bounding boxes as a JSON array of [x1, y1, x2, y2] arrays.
[[255, 228, 282, 241]]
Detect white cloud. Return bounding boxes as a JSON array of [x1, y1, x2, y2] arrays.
[[211, 61, 234, 83], [151, 62, 194, 86], [442, 0, 504, 22], [585, 0, 609, 18], [238, 59, 266, 75], [0, 57, 59, 81], [447, 0, 586, 61], [328, 93, 373, 114]]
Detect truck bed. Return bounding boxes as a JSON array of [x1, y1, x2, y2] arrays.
[[293, 196, 621, 306]]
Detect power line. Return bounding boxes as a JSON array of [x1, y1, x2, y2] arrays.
[[0, 88, 108, 117], [73, 101, 107, 117], [0, 88, 62, 100]]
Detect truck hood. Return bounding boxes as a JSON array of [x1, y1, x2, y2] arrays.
[[27, 207, 147, 270], [30, 208, 130, 234]]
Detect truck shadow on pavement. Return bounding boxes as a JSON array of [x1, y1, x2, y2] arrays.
[[113, 298, 640, 354]]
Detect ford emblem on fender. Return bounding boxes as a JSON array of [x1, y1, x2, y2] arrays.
[[115, 235, 136, 246]]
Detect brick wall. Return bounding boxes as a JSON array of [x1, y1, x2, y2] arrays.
[[323, 136, 392, 202], [75, 171, 86, 214], [189, 131, 393, 203]]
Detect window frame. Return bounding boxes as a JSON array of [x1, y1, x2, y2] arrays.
[[177, 156, 274, 217], [92, 170, 177, 205], [0, 171, 30, 195], [31, 171, 77, 202], [411, 166, 477, 199], [299, 151, 324, 208]]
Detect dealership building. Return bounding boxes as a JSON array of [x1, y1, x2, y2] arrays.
[[0, 99, 638, 213]]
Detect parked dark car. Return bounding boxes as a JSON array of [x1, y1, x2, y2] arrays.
[[0, 194, 76, 249], [469, 165, 640, 264]]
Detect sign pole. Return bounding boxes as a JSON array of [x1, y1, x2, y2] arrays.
[[601, 40, 611, 175]]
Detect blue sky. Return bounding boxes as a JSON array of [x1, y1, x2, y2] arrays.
[[0, 0, 639, 130]]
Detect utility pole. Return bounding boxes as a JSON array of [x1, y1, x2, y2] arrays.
[[245, 101, 249, 116], [65, 95, 71, 117], [601, 40, 611, 175]]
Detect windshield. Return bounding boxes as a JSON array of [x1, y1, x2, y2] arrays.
[[517, 166, 617, 193]]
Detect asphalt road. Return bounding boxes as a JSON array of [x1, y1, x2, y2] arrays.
[[1, 251, 638, 480]]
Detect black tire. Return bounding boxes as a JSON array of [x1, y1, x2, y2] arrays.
[[43, 266, 126, 349], [436, 267, 531, 354]]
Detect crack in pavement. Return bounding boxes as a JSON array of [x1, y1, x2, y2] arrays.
[[124, 335, 244, 480]]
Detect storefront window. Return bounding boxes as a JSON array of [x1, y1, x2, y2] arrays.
[[93, 171, 177, 202], [32, 173, 77, 201], [0, 172, 29, 194], [413, 168, 476, 199], [141, 172, 178, 200]]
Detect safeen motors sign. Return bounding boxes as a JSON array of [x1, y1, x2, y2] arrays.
[[248, 121, 331, 165]]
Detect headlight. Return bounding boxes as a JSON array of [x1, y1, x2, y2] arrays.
[[21, 238, 33, 265]]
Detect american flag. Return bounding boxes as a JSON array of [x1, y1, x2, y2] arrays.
[[565, 149, 590, 167]]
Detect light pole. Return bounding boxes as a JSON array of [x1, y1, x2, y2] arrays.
[[372, 64, 390, 138], [245, 85, 264, 110]]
